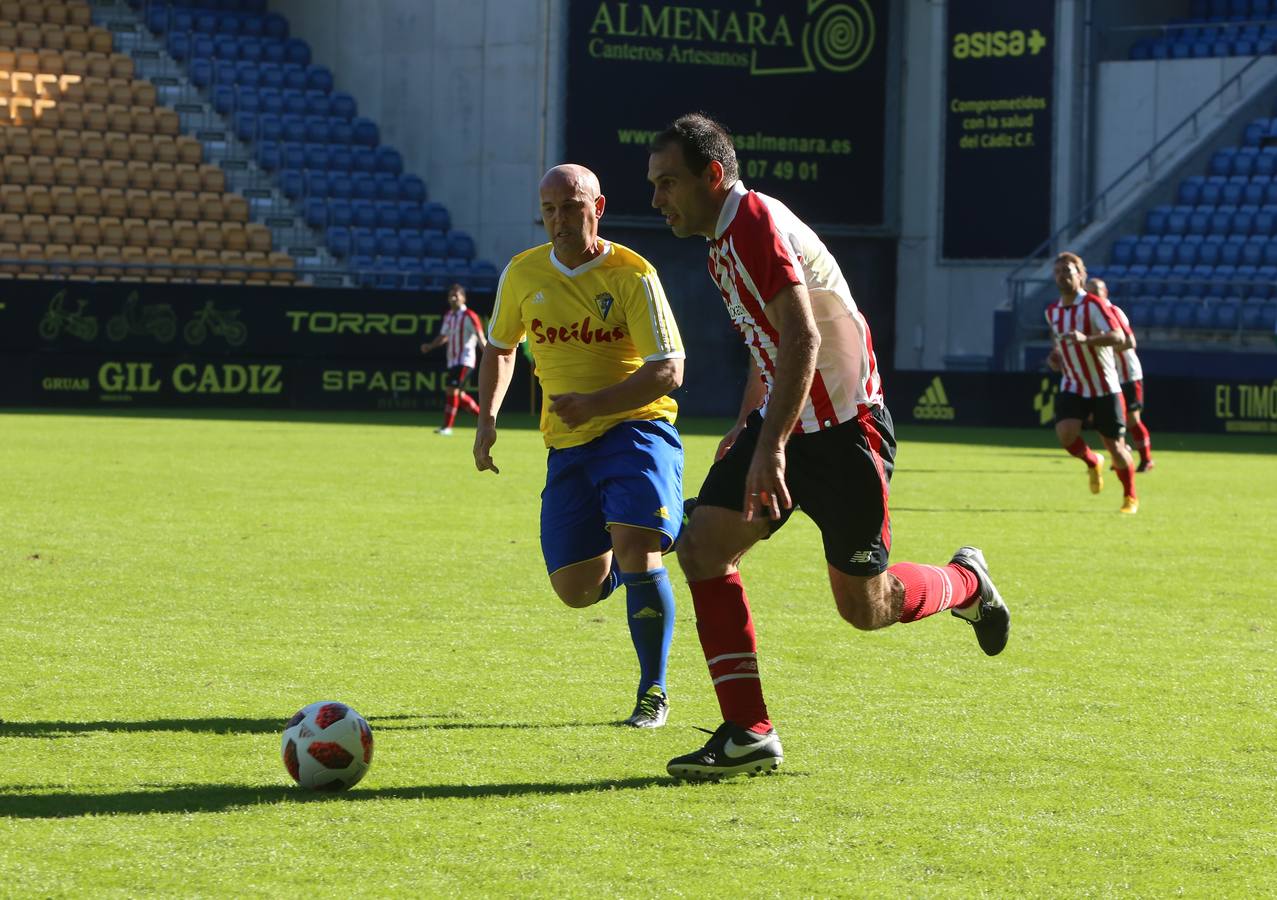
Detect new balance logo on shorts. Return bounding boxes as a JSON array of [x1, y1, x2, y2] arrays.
[[913, 376, 955, 421], [849, 550, 873, 564]]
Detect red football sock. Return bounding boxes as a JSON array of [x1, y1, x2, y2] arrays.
[[688, 572, 771, 733], [1129, 420, 1151, 460], [442, 394, 459, 429], [889, 562, 980, 622], [1115, 463, 1137, 499], [458, 392, 480, 415], [1066, 437, 1101, 467]]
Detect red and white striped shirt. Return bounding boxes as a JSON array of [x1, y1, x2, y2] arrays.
[[441, 305, 483, 368], [1109, 303, 1143, 384], [707, 181, 882, 433], [1044, 291, 1124, 397]]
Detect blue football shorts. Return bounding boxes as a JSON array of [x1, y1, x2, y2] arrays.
[[540, 418, 684, 575]]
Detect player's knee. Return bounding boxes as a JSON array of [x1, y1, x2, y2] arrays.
[[674, 523, 721, 581], [554, 583, 599, 609]]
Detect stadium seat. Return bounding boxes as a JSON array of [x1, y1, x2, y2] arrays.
[[398, 202, 425, 230], [328, 198, 352, 227], [375, 146, 403, 176], [352, 116, 379, 147], [375, 175, 399, 203], [399, 229, 425, 257], [328, 174, 352, 200], [424, 202, 450, 232], [330, 91, 356, 120], [304, 196, 327, 228], [375, 228, 400, 258], [447, 230, 475, 260], [351, 200, 376, 229]]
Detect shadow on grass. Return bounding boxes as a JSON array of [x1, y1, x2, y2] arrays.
[[0, 716, 629, 738], [0, 715, 431, 737], [0, 776, 685, 818]]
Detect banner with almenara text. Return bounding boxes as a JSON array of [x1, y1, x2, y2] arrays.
[[565, 0, 889, 227]]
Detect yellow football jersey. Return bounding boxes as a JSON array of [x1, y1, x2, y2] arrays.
[[489, 240, 684, 449]]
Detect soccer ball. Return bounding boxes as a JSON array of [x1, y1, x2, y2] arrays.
[[281, 701, 374, 791]]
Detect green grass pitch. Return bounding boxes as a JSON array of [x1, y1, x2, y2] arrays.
[[0, 409, 1274, 896]]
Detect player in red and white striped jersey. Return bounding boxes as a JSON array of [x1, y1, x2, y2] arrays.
[[1087, 277, 1154, 472], [1044, 254, 1137, 512], [646, 113, 1010, 780], [421, 283, 486, 435]]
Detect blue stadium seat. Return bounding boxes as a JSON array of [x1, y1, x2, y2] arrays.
[[262, 40, 285, 65], [304, 196, 327, 228], [399, 229, 425, 257], [307, 65, 334, 93], [279, 168, 303, 200], [351, 173, 376, 200], [445, 258, 472, 289], [330, 92, 357, 120], [1215, 298, 1241, 328], [352, 148, 377, 174], [195, 11, 218, 33], [256, 139, 281, 171], [352, 228, 376, 258], [373, 175, 398, 202], [304, 116, 329, 144], [1240, 301, 1263, 330], [264, 12, 289, 40], [302, 143, 329, 173], [1173, 297, 1200, 328], [172, 9, 195, 33], [147, 6, 170, 33], [375, 202, 401, 229], [469, 260, 499, 292], [328, 173, 352, 199], [1233, 263, 1258, 297], [1187, 207, 1210, 235], [1192, 298, 1216, 328], [304, 90, 329, 117], [399, 174, 426, 203], [281, 89, 306, 117], [284, 66, 308, 92], [1209, 204, 1236, 234], [233, 110, 257, 141], [1164, 235, 1189, 266], [328, 146, 353, 172], [424, 231, 448, 259], [398, 202, 426, 230], [350, 254, 376, 288], [192, 35, 217, 60], [255, 113, 280, 143], [447, 230, 476, 260], [328, 198, 352, 227], [1254, 264, 1277, 297], [1145, 263, 1172, 295], [1111, 237, 1136, 266], [422, 258, 449, 292], [375, 146, 403, 176], [281, 114, 306, 144], [1178, 177, 1204, 207], [236, 85, 261, 114], [1198, 235, 1222, 265], [278, 141, 304, 170], [1234, 147, 1260, 177], [190, 58, 213, 87], [1151, 298, 1175, 327], [1263, 241, 1277, 267], [1129, 298, 1155, 328], [1210, 148, 1236, 176], [1222, 179, 1246, 206], [168, 31, 191, 60], [259, 87, 283, 115], [1243, 179, 1267, 206], [1233, 207, 1255, 234], [375, 228, 401, 258], [284, 38, 312, 66], [1261, 299, 1277, 329], [351, 200, 377, 229], [242, 14, 265, 38], [1164, 263, 1193, 296], [218, 13, 241, 35], [374, 258, 402, 290], [214, 37, 239, 60], [258, 62, 283, 90], [352, 117, 379, 147], [1257, 149, 1277, 177], [1211, 263, 1237, 296], [1220, 234, 1246, 266], [1165, 206, 1190, 235], [1242, 234, 1267, 266], [329, 119, 354, 145], [236, 61, 261, 87], [304, 169, 330, 199], [424, 202, 451, 232], [1145, 205, 1171, 235], [1244, 118, 1267, 146], [240, 40, 263, 64], [212, 83, 235, 114]]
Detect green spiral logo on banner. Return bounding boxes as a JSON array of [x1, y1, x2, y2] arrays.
[[807, 1, 875, 73]]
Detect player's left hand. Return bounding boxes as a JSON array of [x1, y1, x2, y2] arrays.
[[1065, 330, 1087, 345], [743, 445, 791, 522], [548, 392, 597, 429]]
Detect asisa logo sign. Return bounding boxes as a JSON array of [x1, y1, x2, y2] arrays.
[[530, 316, 626, 345]]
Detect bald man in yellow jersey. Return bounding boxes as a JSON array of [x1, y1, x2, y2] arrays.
[[474, 164, 686, 728]]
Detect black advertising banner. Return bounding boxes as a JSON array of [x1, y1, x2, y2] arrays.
[[565, 0, 889, 227], [890, 371, 1277, 435], [0, 280, 523, 411], [942, 0, 1055, 259]]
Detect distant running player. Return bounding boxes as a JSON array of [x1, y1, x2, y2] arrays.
[[474, 163, 685, 728], [1045, 254, 1138, 513], [646, 113, 1010, 780], [1087, 277, 1154, 473], [421, 283, 486, 435]]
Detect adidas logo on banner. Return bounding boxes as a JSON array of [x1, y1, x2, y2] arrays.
[[913, 376, 955, 421]]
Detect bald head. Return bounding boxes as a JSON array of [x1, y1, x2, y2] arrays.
[[1086, 277, 1107, 299], [540, 164, 601, 200], [539, 163, 606, 269]]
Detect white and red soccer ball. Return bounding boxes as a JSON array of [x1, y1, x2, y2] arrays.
[[281, 701, 373, 791]]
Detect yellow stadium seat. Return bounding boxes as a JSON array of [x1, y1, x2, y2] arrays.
[[104, 131, 129, 162], [3, 155, 30, 184], [245, 223, 272, 253], [20, 242, 49, 276], [147, 219, 174, 248], [152, 134, 177, 164], [102, 159, 128, 190], [143, 245, 172, 282], [40, 25, 66, 52], [198, 192, 224, 222], [106, 103, 131, 133], [29, 155, 55, 186], [17, 24, 41, 48], [48, 213, 74, 243], [223, 194, 249, 223], [62, 46, 87, 72], [106, 78, 132, 107], [150, 190, 176, 221], [126, 160, 153, 191], [170, 246, 195, 282], [72, 215, 100, 245], [197, 221, 222, 250], [0, 240, 19, 276], [1, 184, 26, 215], [173, 164, 201, 193], [0, 23, 16, 47], [98, 218, 123, 246], [21, 213, 50, 244], [125, 189, 152, 219], [131, 80, 156, 108], [100, 187, 126, 218], [122, 218, 148, 247], [50, 184, 76, 214], [72, 186, 101, 216], [68, 3, 91, 28], [243, 250, 269, 283], [130, 104, 155, 134], [154, 107, 179, 136], [45, 3, 70, 25], [68, 243, 96, 279], [109, 53, 132, 80], [82, 101, 107, 131], [199, 164, 226, 193], [84, 51, 110, 80], [79, 130, 105, 160], [175, 135, 202, 165], [220, 221, 247, 252], [23, 186, 51, 217], [0, 214, 22, 242], [81, 76, 109, 105], [88, 28, 113, 54], [151, 162, 176, 192], [173, 219, 199, 250], [55, 129, 82, 158], [173, 190, 199, 221]]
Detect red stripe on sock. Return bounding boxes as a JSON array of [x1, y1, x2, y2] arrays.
[[442, 394, 459, 429], [1115, 463, 1137, 499], [1067, 437, 1100, 467], [689, 572, 771, 733], [890, 562, 979, 622], [459, 392, 480, 415]]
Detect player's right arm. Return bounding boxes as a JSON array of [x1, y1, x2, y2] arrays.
[[473, 262, 525, 475], [717, 359, 767, 460], [474, 346, 516, 474]]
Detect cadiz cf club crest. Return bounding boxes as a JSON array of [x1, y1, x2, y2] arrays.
[[594, 292, 615, 320]]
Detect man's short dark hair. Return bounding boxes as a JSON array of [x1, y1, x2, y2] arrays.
[[649, 113, 739, 184], [448, 282, 466, 295]]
